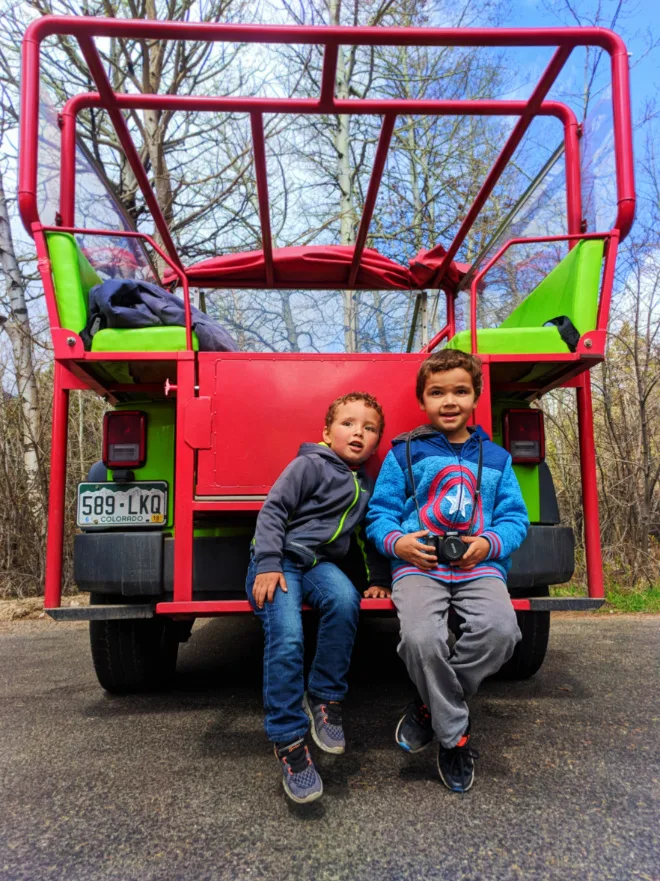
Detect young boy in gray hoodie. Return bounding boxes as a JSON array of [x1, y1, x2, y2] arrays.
[[246, 391, 390, 804]]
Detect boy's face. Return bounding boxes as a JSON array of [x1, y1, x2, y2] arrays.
[[419, 368, 478, 441], [322, 400, 382, 466]]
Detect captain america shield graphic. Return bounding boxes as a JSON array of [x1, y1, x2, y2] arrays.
[[419, 465, 483, 534]]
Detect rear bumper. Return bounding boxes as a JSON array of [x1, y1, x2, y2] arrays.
[[73, 524, 575, 598], [46, 595, 603, 621]]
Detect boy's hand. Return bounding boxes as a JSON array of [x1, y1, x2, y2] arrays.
[[252, 571, 288, 609], [394, 530, 438, 570], [363, 585, 392, 599], [453, 536, 490, 569]]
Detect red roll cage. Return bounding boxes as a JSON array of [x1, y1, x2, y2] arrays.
[[18, 19, 636, 616]]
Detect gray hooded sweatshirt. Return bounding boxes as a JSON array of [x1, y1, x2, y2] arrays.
[[253, 442, 386, 582]]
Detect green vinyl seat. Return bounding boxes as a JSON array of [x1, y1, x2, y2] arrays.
[[91, 326, 199, 352], [446, 239, 604, 356], [46, 231, 198, 352]]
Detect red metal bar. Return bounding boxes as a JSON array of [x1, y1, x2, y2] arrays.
[[564, 113, 582, 238], [609, 49, 636, 239], [468, 232, 611, 353], [33, 226, 64, 331], [64, 91, 575, 119], [428, 46, 573, 288], [575, 373, 604, 599], [475, 360, 492, 437], [18, 33, 41, 230], [320, 42, 338, 110], [75, 36, 182, 268], [21, 19, 636, 51], [59, 107, 76, 227], [41, 225, 193, 350], [173, 359, 196, 603], [19, 22, 636, 243], [596, 229, 620, 331], [447, 292, 456, 338], [348, 114, 396, 288], [155, 597, 533, 615], [192, 500, 264, 511], [44, 361, 69, 608], [250, 112, 274, 287]]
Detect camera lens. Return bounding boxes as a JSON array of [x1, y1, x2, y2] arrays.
[[443, 535, 467, 561]]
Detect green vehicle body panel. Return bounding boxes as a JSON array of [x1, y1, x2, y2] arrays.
[[108, 402, 176, 527]]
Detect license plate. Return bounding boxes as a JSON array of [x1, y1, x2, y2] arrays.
[[77, 482, 168, 527]]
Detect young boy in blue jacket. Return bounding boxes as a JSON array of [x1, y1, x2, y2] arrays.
[[247, 392, 390, 805], [366, 350, 528, 793]]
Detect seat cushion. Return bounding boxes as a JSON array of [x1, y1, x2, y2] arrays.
[[91, 326, 200, 353], [446, 326, 570, 356]]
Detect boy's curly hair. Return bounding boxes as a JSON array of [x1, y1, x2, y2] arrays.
[[416, 350, 483, 401], [325, 391, 385, 436]]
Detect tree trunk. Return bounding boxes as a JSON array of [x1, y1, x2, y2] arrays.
[[330, 0, 357, 353], [142, 0, 174, 268], [0, 165, 45, 530]]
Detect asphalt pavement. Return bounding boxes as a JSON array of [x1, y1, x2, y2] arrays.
[[0, 613, 658, 881]]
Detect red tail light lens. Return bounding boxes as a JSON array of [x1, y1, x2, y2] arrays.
[[103, 411, 146, 468], [503, 409, 545, 464]]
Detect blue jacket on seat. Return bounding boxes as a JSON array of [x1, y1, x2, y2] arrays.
[[365, 425, 529, 585]]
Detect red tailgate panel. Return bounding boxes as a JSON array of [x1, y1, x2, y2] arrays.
[[196, 353, 431, 496]]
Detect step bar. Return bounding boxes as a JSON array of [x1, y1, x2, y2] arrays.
[[46, 596, 603, 620]]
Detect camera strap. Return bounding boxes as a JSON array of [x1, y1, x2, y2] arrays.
[[406, 431, 483, 535]]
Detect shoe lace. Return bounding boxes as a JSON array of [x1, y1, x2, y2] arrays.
[[277, 740, 312, 776], [322, 701, 343, 727], [415, 702, 431, 726], [445, 739, 480, 782]]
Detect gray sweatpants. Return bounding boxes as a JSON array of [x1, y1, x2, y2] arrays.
[[392, 575, 522, 748]]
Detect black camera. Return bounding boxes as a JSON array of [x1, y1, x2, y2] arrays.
[[428, 532, 467, 564]]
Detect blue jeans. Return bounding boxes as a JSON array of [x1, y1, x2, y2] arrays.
[[246, 556, 361, 743]]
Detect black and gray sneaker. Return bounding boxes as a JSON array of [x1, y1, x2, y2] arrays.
[[303, 692, 345, 754], [436, 726, 478, 793], [274, 738, 323, 804], [395, 699, 434, 753]]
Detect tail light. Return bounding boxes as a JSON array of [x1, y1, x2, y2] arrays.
[[103, 410, 146, 469], [503, 409, 545, 464]]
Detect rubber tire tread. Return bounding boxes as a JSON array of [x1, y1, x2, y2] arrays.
[[88, 596, 178, 694]]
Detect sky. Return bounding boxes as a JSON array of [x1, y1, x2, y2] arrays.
[[501, 0, 660, 115]]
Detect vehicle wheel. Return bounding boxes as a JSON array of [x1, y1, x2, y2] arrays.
[[496, 587, 551, 680], [88, 594, 179, 694]]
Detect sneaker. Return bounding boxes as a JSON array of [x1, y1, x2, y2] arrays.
[[395, 699, 434, 753], [274, 738, 323, 804], [436, 726, 479, 793], [303, 692, 345, 754]]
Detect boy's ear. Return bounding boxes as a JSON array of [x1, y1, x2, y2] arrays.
[[418, 398, 426, 412], [322, 425, 331, 445]]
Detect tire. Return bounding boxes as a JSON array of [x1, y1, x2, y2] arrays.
[[88, 594, 179, 694], [496, 587, 551, 680]]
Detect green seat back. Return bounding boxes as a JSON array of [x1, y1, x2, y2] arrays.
[[45, 232, 101, 333], [499, 239, 604, 336]]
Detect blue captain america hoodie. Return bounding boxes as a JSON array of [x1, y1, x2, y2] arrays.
[[365, 425, 529, 585]]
